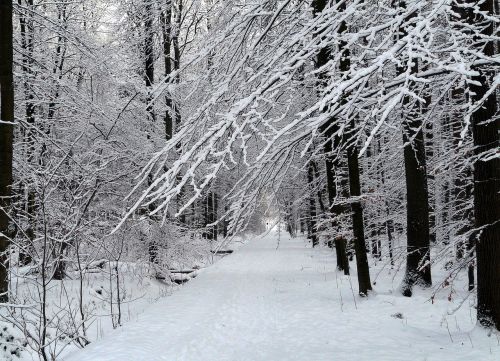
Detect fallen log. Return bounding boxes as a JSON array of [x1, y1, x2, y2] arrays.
[[210, 250, 233, 255]]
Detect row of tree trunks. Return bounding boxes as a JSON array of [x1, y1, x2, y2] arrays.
[[312, 0, 373, 291]]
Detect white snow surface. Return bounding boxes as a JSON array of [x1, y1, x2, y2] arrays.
[[65, 231, 500, 361]]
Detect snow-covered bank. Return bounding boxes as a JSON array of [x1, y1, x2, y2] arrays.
[[64, 232, 499, 361]]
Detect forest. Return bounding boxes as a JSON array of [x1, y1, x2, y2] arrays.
[[0, 0, 499, 360]]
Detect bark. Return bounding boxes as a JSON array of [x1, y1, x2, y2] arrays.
[[311, 161, 326, 214], [346, 123, 372, 295], [0, 0, 15, 302], [466, 0, 500, 330], [53, 245, 68, 280], [307, 162, 319, 247], [212, 192, 218, 241], [18, 0, 36, 266], [223, 205, 229, 238], [204, 191, 217, 240], [46, 3, 67, 127], [339, 0, 372, 294], [425, 118, 436, 244], [144, 0, 155, 124], [379, 143, 394, 267], [172, 0, 187, 224], [144, 0, 158, 265], [451, 87, 475, 289], [161, 0, 173, 140], [172, 0, 182, 129], [397, 1, 432, 296], [401, 102, 432, 296], [47, 3, 71, 279], [312, 0, 349, 273]]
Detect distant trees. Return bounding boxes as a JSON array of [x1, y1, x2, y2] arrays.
[[0, 0, 216, 357]]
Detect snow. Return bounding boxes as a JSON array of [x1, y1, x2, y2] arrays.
[[64, 231, 500, 361]]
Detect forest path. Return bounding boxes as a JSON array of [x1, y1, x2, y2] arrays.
[[65, 231, 498, 361]]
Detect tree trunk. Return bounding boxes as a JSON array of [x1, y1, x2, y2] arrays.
[[18, 0, 36, 266], [339, 0, 372, 294], [144, 0, 158, 266], [212, 192, 218, 241], [311, 161, 326, 214], [144, 0, 155, 124], [401, 103, 432, 296], [307, 162, 319, 247], [312, 0, 349, 273], [346, 123, 372, 295], [161, 0, 173, 140], [425, 118, 436, 244], [172, 0, 182, 130], [467, 0, 500, 330], [0, 0, 14, 302], [397, 1, 432, 296], [204, 191, 217, 240]]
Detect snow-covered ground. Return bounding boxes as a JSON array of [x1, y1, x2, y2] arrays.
[[64, 231, 500, 361]]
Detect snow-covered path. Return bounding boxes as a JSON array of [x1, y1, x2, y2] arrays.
[[65, 232, 499, 361]]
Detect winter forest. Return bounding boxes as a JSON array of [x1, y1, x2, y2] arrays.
[[0, 0, 499, 360]]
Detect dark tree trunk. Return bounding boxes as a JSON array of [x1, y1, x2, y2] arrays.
[[312, 0, 349, 273], [18, 0, 36, 266], [212, 192, 218, 241], [379, 139, 394, 267], [339, 0, 372, 293], [172, 0, 187, 225], [144, 0, 155, 124], [425, 116, 436, 244], [387, 219, 394, 267], [346, 122, 372, 295], [204, 191, 217, 240], [53, 244, 68, 280], [311, 161, 326, 214], [369, 144, 382, 260], [144, 0, 159, 266], [47, 4, 70, 280], [172, 0, 182, 130], [307, 162, 319, 247], [466, 0, 500, 330], [161, 0, 173, 140], [0, 0, 14, 302], [324, 138, 348, 273], [223, 205, 229, 238], [397, 1, 432, 296], [450, 87, 475, 289], [401, 103, 432, 296]]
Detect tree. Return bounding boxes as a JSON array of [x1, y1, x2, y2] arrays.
[[466, 0, 500, 330], [397, 0, 432, 297], [313, 0, 349, 274], [307, 161, 319, 247], [0, 0, 15, 303], [161, 0, 174, 140]]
